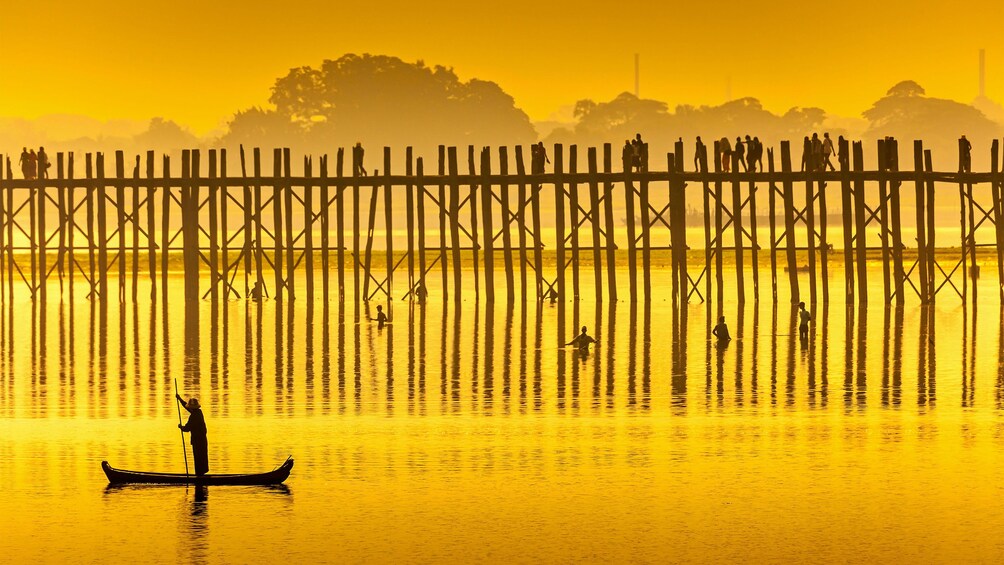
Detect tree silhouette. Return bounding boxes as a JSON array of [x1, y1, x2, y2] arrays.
[[223, 54, 536, 156]]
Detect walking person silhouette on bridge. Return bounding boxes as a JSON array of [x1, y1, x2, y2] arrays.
[[800, 136, 812, 172], [811, 133, 823, 171], [751, 136, 764, 172], [694, 137, 707, 171], [837, 135, 849, 170], [720, 137, 732, 172], [734, 137, 746, 171], [532, 142, 550, 174], [798, 301, 812, 342], [960, 135, 972, 173], [37, 147, 50, 179], [175, 394, 209, 476], [353, 142, 367, 176], [18, 147, 33, 180], [821, 133, 835, 171]]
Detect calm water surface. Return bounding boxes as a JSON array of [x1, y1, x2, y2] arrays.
[[3, 268, 1004, 563]]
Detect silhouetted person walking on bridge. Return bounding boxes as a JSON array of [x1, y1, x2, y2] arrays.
[[531, 142, 550, 174], [694, 137, 707, 171], [960, 135, 972, 173], [712, 315, 731, 342], [37, 147, 49, 179], [176, 394, 208, 476], [837, 135, 849, 170], [751, 136, 763, 172], [353, 142, 367, 176], [566, 325, 596, 353], [800, 136, 811, 172], [798, 301, 812, 341], [822, 133, 835, 171], [18, 147, 32, 180], [734, 137, 746, 171], [720, 137, 732, 172]]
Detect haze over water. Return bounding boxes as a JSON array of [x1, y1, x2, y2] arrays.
[[3, 266, 1004, 563]]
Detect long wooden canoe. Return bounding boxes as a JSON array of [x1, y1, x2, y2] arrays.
[[102, 457, 293, 485]]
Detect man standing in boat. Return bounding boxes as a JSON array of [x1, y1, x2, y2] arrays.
[[176, 394, 209, 476]]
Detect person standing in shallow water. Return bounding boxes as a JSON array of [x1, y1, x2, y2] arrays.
[[712, 315, 731, 341], [176, 394, 208, 476], [372, 304, 388, 328], [566, 326, 596, 353], [798, 301, 812, 341]]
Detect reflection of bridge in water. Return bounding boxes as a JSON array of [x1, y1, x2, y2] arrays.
[[2, 137, 1004, 315], [2, 289, 1002, 419]]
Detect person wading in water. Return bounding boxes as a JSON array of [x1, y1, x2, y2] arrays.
[[176, 394, 209, 476]]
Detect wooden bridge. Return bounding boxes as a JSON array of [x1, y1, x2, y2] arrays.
[[0, 137, 1002, 313]]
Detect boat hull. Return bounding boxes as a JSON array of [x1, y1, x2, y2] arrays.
[[102, 458, 293, 485]]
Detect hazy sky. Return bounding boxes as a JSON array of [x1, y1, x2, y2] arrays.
[[3, 0, 1003, 133]]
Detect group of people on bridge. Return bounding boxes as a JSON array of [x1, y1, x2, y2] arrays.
[[18, 146, 49, 180]]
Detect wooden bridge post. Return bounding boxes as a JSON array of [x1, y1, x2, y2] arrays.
[[602, 144, 617, 301], [146, 151, 156, 300], [805, 156, 817, 306], [467, 146, 480, 300], [67, 153, 75, 299], [991, 139, 1004, 303], [352, 146, 361, 307], [839, 138, 853, 302], [321, 153, 331, 301], [674, 139, 688, 303], [747, 147, 759, 302], [623, 144, 637, 302], [252, 149, 264, 300], [181, 150, 198, 303], [240, 146, 251, 296], [448, 147, 462, 301], [405, 148, 415, 297], [96, 152, 108, 301], [780, 141, 799, 304], [499, 147, 514, 302], [272, 148, 284, 302], [304, 155, 314, 300], [924, 149, 936, 303], [416, 155, 428, 298], [731, 151, 746, 304], [220, 150, 229, 299], [283, 148, 295, 300], [966, 144, 977, 303], [383, 147, 393, 304], [554, 144, 566, 303], [913, 140, 930, 304], [637, 145, 651, 302], [131, 155, 139, 301], [713, 141, 724, 308], [702, 143, 713, 305], [531, 148, 544, 300], [889, 139, 904, 306], [767, 148, 778, 301], [818, 161, 829, 304], [852, 142, 867, 301], [161, 154, 170, 300], [335, 148, 345, 302], [515, 146, 528, 302], [115, 151, 126, 301], [480, 147, 495, 303], [56, 153, 65, 293], [877, 139, 891, 302], [437, 146, 448, 302], [957, 145, 968, 304], [208, 150, 220, 303], [587, 148, 603, 302], [569, 145, 581, 301]]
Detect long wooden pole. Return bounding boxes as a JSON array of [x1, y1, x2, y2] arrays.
[[174, 379, 189, 477]]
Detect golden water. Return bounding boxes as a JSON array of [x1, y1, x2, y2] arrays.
[[2, 268, 1004, 563]]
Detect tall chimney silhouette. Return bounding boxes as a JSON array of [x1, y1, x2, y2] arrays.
[[979, 49, 986, 98]]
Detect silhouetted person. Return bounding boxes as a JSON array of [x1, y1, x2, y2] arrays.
[[353, 142, 367, 176], [694, 136, 707, 171], [547, 287, 559, 303], [800, 136, 811, 172], [372, 304, 388, 328], [37, 146, 49, 179], [837, 135, 849, 169], [744, 135, 754, 171], [533, 142, 550, 174], [752, 136, 763, 172], [566, 325, 596, 353], [821, 133, 835, 171], [732, 137, 745, 171], [960, 135, 972, 173], [811, 133, 823, 171], [27, 149, 38, 180], [712, 315, 731, 342], [798, 301, 812, 341], [176, 394, 208, 476], [249, 281, 264, 301], [18, 147, 32, 180], [622, 140, 634, 172], [414, 280, 427, 303], [720, 137, 732, 172]]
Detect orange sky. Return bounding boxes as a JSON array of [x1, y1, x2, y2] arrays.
[[3, 0, 1003, 133]]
